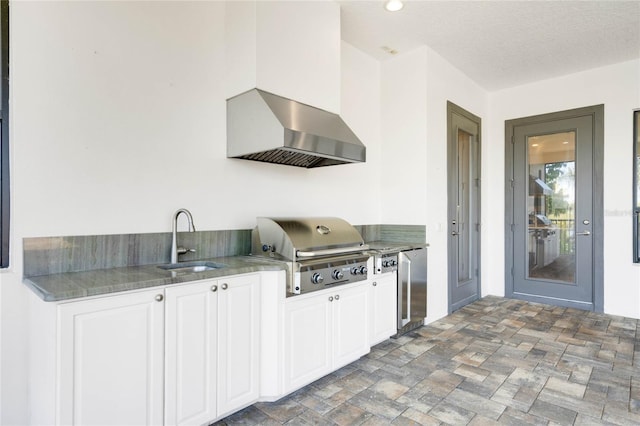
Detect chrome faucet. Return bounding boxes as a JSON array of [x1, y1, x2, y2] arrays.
[[171, 208, 196, 264]]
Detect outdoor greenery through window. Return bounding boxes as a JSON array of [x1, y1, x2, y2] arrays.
[[634, 110, 640, 263]]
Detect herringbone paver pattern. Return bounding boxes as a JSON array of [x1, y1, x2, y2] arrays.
[[214, 296, 640, 425]]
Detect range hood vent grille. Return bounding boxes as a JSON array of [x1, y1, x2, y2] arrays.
[[237, 148, 348, 168], [227, 89, 366, 168]]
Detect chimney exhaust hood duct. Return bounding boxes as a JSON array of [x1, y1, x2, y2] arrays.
[[529, 175, 552, 195], [227, 89, 366, 168]]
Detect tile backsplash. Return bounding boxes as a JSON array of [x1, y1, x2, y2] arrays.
[[356, 224, 426, 244], [23, 224, 425, 277], [23, 230, 251, 277]]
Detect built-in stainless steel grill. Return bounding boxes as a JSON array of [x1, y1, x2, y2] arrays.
[[252, 217, 370, 295]]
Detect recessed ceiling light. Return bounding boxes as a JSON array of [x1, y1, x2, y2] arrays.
[[532, 144, 539, 147], [380, 46, 399, 55], [384, 0, 404, 12], [562, 141, 569, 144]]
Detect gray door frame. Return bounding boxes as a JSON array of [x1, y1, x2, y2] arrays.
[[505, 104, 604, 312], [447, 101, 481, 313]]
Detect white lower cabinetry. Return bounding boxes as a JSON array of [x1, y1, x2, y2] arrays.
[[369, 272, 398, 345], [164, 281, 217, 426], [215, 274, 261, 417], [283, 282, 369, 394], [30, 269, 399, 425], [42, 273, 263, 426], [57, 289, 165, 426], [163, 274, 261, 426]]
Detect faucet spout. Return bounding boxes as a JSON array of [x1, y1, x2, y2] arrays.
[[171, 208, 196, 264]]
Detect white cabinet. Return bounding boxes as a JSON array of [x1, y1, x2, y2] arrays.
[[164, 274, 261, 425], [53, 273, 261, 426], [164, 281, 217, 426], [216, 274, 261, 416], [57, 289, 165, 426], [283, 289, 332, 392], [369, 272, 398, 345], [332, 284, 371, 368], [283, 283, 369, 393]]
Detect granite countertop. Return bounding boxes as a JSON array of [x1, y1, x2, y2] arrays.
[[24, 256, 287, 302]]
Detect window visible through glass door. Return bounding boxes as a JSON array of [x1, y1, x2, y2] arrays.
[[527, 132, 576, 283]]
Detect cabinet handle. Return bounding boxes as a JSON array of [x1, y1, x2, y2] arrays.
[[373, 282, 377, 286], [211, 285, 217, 292], [335, 294, 340, 300], [328, 296, 334, 302], [155, 294, 164, 302], [221, 283, 228, 290]]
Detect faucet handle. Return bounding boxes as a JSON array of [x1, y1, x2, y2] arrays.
[[177, 247, 196, 256]]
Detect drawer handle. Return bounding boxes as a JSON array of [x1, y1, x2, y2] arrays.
[[221, 283, 228, 290], [211, 285, 217, 292], [155, 294, 164, 302], [328, 296, 334, 302], [335, 294, 340, 300]]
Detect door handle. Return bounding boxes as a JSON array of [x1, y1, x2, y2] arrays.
[[576, 230, 591, 236], [451, 231, 459, 236]]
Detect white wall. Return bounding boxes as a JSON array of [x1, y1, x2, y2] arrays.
[[486, 59, 640, 318], [226, 1, 341, 113], [0, 2, 381, 423], [380, 47, 489, 323], [380, 48, 428, 224]]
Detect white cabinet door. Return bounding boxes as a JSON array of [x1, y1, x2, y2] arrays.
[[165, 274, 261, 422], [369, 273, 398, 345], [217, 274, 261, 417], [58, 289, 164, 426], [165, 281, 217, 426], [283, 291, 332, 393], [332, 284, 370, 368], [284, 282, 369, 393]]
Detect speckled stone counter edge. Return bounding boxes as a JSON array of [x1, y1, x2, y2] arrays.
[[24, 256, 288, 302]]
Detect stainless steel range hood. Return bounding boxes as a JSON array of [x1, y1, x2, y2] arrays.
[[227, 89, 366, 168], [529, 175, 552, 195]]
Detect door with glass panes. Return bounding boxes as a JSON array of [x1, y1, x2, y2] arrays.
[[506, 105, 603, 311], [448, 102, 481, 313]]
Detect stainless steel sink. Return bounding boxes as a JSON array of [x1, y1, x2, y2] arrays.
[[158, 261, 225, 274]]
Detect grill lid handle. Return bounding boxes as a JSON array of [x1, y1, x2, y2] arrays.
[[296, 245, 369, 258]]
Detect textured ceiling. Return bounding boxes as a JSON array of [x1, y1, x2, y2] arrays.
[[338, 1, 640, 91]]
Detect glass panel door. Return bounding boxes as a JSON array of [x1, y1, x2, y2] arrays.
[[448, 101, 481, 313], [511, 113, 594, 307]]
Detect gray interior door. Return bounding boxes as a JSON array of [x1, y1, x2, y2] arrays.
[[506, 106, 604, 311], [448, 102, 481, 313]]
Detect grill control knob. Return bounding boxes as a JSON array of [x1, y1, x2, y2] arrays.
[[332, 270, 344, 280], [359, 266, 368, 275], [389, 260, 397, 266], [351, 267, 360, 275], [382, 260, 390, 267], [311, 273, 324, 284]]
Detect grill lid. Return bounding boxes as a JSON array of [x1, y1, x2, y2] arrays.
[[252, 217, 367, 260]]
